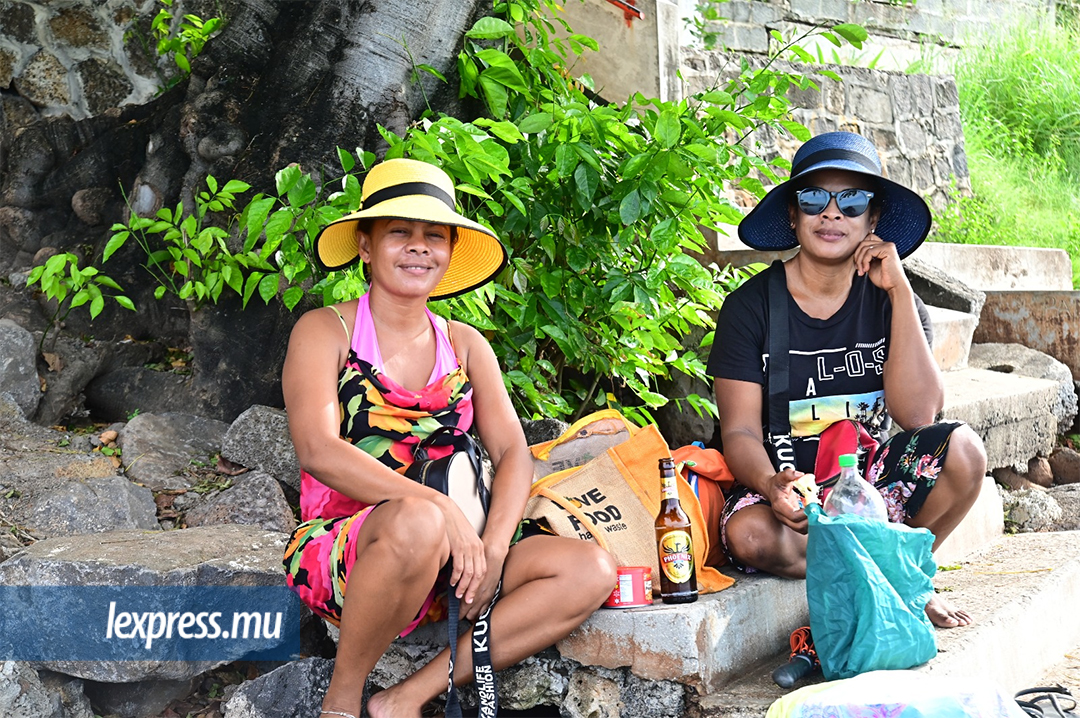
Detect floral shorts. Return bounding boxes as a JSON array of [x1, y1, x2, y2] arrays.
[[719, 421, 964, 572]]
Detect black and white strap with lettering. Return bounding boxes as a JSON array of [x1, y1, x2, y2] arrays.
[[444, 578, 502, 718], [767, 261, 796, 472]]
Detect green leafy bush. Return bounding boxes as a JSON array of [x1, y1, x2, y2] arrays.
[[26, 253, 133, 351], [151, 0, 223, 90]]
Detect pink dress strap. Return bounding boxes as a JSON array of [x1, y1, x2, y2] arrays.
[[353, 293, 458, 383]]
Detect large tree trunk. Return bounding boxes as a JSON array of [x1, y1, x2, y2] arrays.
[[0, 0, 488, 422]]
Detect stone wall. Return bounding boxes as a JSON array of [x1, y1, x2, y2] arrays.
[[705, 0, 1054, 70], [680, 52, 969, 215], [0, 0, 223, 125]]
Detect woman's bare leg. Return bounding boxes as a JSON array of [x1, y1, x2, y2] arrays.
[[319, 497, 450, 718], [905, 424, 987, 628], [367, 535, 617, 718], [724, 504, 808, 579]]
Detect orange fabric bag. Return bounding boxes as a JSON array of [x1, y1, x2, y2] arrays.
[[672, 445, 736, 567]]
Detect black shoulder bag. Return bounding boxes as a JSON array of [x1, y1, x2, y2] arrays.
[[404, 426, 501, 718]]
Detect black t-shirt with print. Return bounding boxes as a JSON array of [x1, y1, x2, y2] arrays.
[[707, 262, 933, 473]]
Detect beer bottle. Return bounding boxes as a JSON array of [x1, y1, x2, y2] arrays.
[[654, 457, 698, 604]]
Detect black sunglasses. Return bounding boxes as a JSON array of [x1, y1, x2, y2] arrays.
[[795, 187, 875, 217]]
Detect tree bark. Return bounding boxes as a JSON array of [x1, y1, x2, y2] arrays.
[[0, 0, 489, 422]]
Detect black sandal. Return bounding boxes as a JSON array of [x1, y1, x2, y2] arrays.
[[1015, 685, 1077, 717]]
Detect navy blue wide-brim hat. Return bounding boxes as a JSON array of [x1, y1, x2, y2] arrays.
[[738, 131, 932, 259]]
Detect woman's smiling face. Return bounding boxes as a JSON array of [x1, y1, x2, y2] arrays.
[[357, 218, 453, 298], [788, 169, 880, 263]]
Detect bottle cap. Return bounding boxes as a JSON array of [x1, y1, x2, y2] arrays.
[[838, 453, 857, 468]]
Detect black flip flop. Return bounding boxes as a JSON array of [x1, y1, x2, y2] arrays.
[[1015, 685, 1077, 717]]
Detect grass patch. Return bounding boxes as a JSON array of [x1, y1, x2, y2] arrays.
[[930, 17, 1080, 287]]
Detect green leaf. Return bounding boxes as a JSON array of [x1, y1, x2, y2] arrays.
[[103, 232, 129, 262], [275, 165, 301, 196], [518, 113, 553, 134], [621, 153, 650, 178], [258, 273, 278, 303], [94, 275, 122, 291], [89, 292, 105, 318], [779, 120, 811, 142], [820, 69, 843, 83], [416, 64, 447, 83], [206, 175, 218, 193], [287, 175, 317, 207], [479, 76, 509, 117], [476, 49, 528, 92], [832, 23, 868, 47], [154, 286, 167, 300], [619, 190, 641, 225], [466, 17, 515, 39], [821, 31, 841, 48], [573, 163, 599, 209], [69, 290, 91, 310], [283, 286, 304, 310], [337, 148, 355, 173], [474, 119, 524, 144], [555, 144, 578, 177], [654, 110, 682, 149], [115, 295, 136, 311]]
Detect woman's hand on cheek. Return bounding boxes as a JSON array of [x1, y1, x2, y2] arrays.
[[854, 233, 907, 294]]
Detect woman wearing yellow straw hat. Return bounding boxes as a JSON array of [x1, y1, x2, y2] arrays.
[[282, 158, 617, 718]]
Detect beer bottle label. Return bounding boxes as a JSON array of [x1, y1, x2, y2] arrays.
[[658, 529, 694, 584], [660, 473, 678, 501]]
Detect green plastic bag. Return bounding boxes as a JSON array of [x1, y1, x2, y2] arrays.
[[805, 503, 938, 680]]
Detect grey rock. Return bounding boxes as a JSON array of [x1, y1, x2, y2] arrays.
[[564, 667, 621, 718], [621, 672, 687, 718], [14, 50, 71, 108], [903, 256, 986, 317], [0, 320, 41, 419], [1047, 484, 1080, 531], [521, 418, 570, 446], [76, 59, 132, 117], [968, 343, 1078, 433], [84, 367, 195, 424], [999, 485, 1063, 533], [1050, 447, 1080, 485], [0, 661, 65, 718], [69, 188, 114, 227], [0, 392, 56, 447], [185, 471, 297, 534], [993, 467, 1037, 492], [82, 677, 196, 718], [26, 476, 159, 538], [220, 406, 300, 491], [119, 412, 229, 489], [223, 657, 333, 718], [37, 671, 94, 718], [0, 525, 290, 682]]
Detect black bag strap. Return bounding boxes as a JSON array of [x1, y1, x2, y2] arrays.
[[445, 578, 503, 718], [413, 426, 483, 483], [766, 261, 796, 471]]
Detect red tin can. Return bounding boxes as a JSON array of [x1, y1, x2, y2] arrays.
[[603, 566, 653, 608]]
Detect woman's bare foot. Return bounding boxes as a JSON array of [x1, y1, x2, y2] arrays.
[[366, 686, 425, 718], [925, 593, 972, 628]]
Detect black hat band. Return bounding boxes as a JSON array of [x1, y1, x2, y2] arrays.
[[362, 181, 455, 211], [791, 148, 880, 177]]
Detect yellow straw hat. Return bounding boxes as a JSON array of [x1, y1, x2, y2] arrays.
[[313, 158, 507, 300]]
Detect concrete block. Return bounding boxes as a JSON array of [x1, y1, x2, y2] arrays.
[[932, 474, 1003, 566], [941, 368, 1059, 471], [905, 255, 987, 317], [912, 244, 1072, 292], [925, 304, 977, 371], [918, 531, 1080, 693], [975, 291, 1080, 383], [557, 570, 808, 692], [969, 342, 1078, 433]]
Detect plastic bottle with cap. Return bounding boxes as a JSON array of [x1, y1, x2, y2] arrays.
[[821, 453, 888, 521]]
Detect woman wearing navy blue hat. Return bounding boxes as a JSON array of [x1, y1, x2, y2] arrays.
[[708, 131, 986, 628]]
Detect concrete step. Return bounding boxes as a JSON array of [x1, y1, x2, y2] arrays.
[[556, 473, 1004, 695], [926, 304, 977, 371], [698, 530, 1080, 717], [941, 367, 1060, 472], [912, 243, 1073, 292]]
